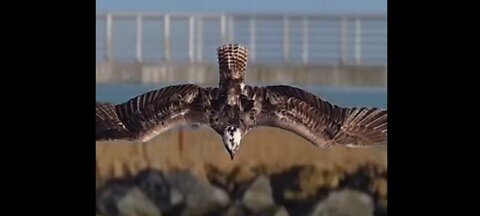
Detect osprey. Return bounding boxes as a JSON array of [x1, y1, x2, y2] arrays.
[[96, 44, 387, 160]]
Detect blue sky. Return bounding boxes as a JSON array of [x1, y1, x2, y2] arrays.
[[96, 0, 387, 14]]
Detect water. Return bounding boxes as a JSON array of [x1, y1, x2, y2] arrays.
[[96, 84, 387, 108]]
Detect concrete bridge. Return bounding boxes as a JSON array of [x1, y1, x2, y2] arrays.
[[96, 62, 386, 86]]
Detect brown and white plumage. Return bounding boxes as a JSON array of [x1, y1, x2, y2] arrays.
[[217, 44, 248, 90], [96, 43, 387, 159], [240, 85, 387, 148], [96, 84, 218, 142], [216, 44, 248, 106], [96, 102, 129, 140]]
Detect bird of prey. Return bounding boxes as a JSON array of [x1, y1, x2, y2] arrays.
[[96, 44, 387, 159]]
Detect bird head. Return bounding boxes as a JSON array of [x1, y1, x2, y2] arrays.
[[222, 125, 244, 160]]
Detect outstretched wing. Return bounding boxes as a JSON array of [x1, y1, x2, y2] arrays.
[[96, 84, 216, 142], [242, 85, 387, 147], [96, 102, 130, 140]]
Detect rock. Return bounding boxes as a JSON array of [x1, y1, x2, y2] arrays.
[[96, 178, 134, 216], [116, 187, 162, 216], [166, 170, 230, 216], [107, 168, 230, 216], [255, 206, 286, 216], [133, 168, 183, 213], [206, 165, 256, 199], [274, 206, 290, 216], [242, 175, 275, 213], [96, 178, 161, 216], [221, 204, 289, 216], [310, 189, 374, 216], [169, 188, 184, 207], [223, 203, 248, 216], [209, 186, 231, 209]]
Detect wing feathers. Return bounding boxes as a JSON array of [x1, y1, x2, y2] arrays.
[[96, 102, 129, 140], [246, 85, 387, 147], [333, 107, 387, 146], [96, 84, 214, 142]]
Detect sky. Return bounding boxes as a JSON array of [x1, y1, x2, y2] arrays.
[[96, 0, 387, 14]]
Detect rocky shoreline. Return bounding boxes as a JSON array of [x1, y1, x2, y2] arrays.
[[96, 163, 387, 216]]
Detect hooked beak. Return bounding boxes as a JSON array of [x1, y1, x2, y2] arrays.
[[227, 149, 235, 160], [222, 125, 242, 160]]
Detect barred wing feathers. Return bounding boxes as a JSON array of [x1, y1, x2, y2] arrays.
[[96, 84, 214, 142], [245, 85, 387, 147], [96, 102, 129, 140]]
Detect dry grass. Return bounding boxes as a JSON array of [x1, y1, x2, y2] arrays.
[[96, 126, 387, 180]]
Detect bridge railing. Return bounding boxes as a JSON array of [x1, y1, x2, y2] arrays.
[[96, 12, 386, 66]]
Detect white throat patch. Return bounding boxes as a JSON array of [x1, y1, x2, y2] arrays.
[[223, 126, 242, 151]]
